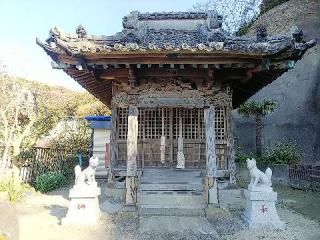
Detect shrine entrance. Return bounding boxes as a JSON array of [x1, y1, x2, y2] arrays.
[[116, 107, 228, 170]]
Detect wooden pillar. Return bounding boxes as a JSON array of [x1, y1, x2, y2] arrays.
[[125, 106, 139, 205], [176, 108, 185, 169], [108, 108, 117, 184], [160, 108, 166, 165], [204, 106, 218, 204], [226, 107, 236, 185]]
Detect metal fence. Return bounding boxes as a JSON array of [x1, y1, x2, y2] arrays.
[[289, 165, 320, 183]]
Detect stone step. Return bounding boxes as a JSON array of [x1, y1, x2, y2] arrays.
[[139, 205, 205, 217], [218, 181, 230, 190], [139, 216, 218, 237], [138, 191, 204, 207], [95, 168, 108, 179], [139, 183, 203, 191]]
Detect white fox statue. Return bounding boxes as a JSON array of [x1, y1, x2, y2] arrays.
[[246, 158, 272, 192], [74, 156, 99, 187]]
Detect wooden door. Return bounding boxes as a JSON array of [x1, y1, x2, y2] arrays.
[[116, 107, 227, 169]]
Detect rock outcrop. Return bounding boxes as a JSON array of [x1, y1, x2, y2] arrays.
[[235, 0, 320, 164]]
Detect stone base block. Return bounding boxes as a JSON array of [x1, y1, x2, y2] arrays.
[[62, 187, 101, 226], [242, 189, 284, 230]]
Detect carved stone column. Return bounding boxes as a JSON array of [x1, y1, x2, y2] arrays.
[[204, 106, 218, 204], [125, 106, 138, 205], [176, 109, 185, 169]]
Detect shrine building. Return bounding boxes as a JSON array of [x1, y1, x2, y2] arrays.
[[37, 11, 315, 207]]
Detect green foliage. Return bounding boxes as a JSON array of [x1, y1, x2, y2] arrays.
[[261, 0, 290, 14], [35, 172, 67, 193], [236, 17, 257, 36], [60, 156, 79, 181], [0, 72, 110, 165], [236, 141, 302, 165], [50, 119, 91, 156], [0, 169, 33, 203], [266, 141, 301, 165], [237, 100, 277, 118], [235, 150, 266, 165], [17, 148, 78, 183]]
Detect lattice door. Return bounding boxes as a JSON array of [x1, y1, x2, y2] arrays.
[[116, 107, 227, 169]]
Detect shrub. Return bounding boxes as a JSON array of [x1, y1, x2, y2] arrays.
[[0, 178, 25, 203], [35, 172, 67, 193], [60, 156, 79, 181], [0, 167, 32, 203], [236, 141, 301, 166], [235, 150, 267, 165], [266, 142, 301, 165]]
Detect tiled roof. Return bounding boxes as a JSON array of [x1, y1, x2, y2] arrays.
[[135, 11, 209, 20]]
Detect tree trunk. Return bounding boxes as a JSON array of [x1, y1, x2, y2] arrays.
[[255, 114, 263, 157], [1, 144, 11, 170]]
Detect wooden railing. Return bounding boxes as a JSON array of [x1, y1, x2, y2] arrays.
[[289, 165, 320, 183]]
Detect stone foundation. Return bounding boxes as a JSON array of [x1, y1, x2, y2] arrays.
[[242, 189, 284, 229], [62, 186, 101, 226]]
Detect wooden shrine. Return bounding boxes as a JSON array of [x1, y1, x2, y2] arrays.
[[37, 11, 316, 206]]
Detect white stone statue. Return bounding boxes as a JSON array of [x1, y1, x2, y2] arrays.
[[62, 156, 101, 226], [74, 157, 99, 188], [243, 158, 284, 229], [247, 158, 272, 192]]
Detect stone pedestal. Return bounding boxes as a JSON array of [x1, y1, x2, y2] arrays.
[[242, 189, 284, 229], [62, 185, 101, 226]]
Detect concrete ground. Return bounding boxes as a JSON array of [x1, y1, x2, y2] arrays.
[[0, 186, 320, 240]]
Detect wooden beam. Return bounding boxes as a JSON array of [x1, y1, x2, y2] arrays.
[[99, 68, 129, 80], [85, 57, 260, 65]]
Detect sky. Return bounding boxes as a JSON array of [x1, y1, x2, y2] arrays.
[[0, 0, 198, 91]]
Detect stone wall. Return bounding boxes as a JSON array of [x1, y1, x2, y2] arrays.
[[234, 0, 320, 165], [236, 163, 289, 186]]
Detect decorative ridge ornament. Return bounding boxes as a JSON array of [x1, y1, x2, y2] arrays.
[[256, 25, 268, 42], [76, 25, 87, 39]]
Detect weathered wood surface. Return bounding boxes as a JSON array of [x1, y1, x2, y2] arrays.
[[127, 106, 139, 176], [108, 108, 117, 182], [115, 107, 228, 169], [113, 91, 232, 109], [204, 106, 217, 177], [125, 176, 138, 205], [176, 111, 185, 169], [226, 106, 236, 185]]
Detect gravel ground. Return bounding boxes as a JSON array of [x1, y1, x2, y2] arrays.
[[1, 187, 320, 240]]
